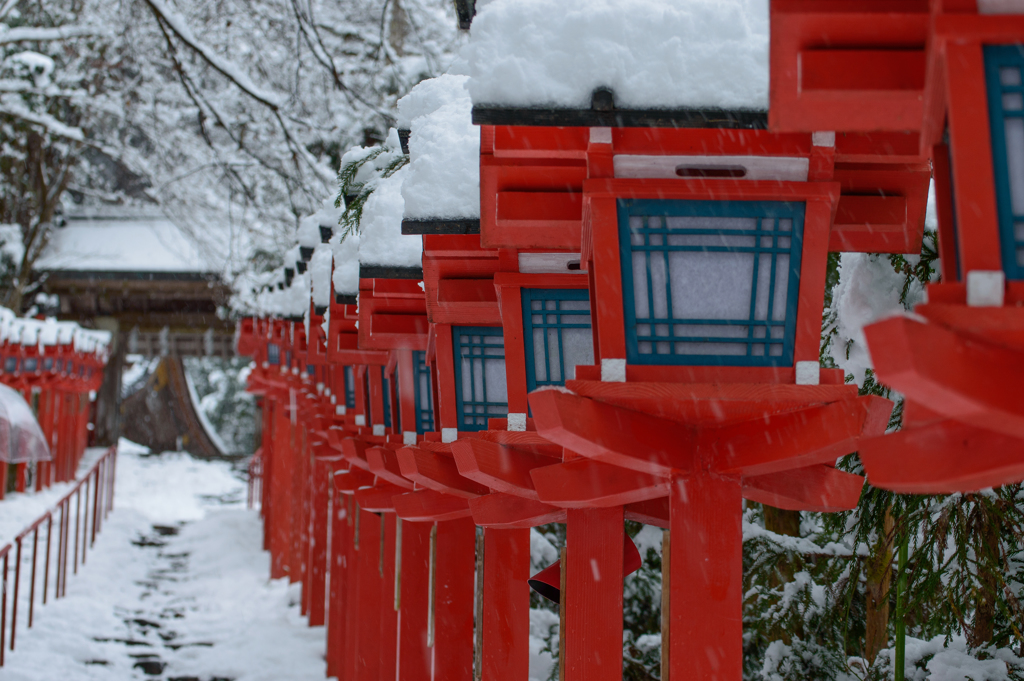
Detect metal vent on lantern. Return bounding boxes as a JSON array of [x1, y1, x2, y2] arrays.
[[452, 326, 508, 431], [618, 199, 804, 366]]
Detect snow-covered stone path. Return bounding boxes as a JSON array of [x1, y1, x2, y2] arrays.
[[3, 441, 326, 680]]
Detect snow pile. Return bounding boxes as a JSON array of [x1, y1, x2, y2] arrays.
[[298, 198, 341, 249], [359, 163, 421, 268], [309, 244, 333, 309], [0, 306, 111, 358], [1, 441, 326, 680], [332, 229, 361, 297], [400, 74, 481, 220], [464, 0, 769, 110], [827, 254, 919, 388], [255, 271, 310, 318]]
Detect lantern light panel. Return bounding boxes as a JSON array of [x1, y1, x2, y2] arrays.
[[452, 326, 508, 431], [521, 288, 594, 392], [413, 350, 435, 434], [619, 199, 804, 366]]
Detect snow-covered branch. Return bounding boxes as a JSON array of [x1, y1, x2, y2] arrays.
[[0, 24, 106, 44]]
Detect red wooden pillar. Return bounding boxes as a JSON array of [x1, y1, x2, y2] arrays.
[[397, 350, 418, 443], [0, 460, 6, 500], [368, 365, 386, 435], [431, 516, 475, 681], [397, 519, 432, 681], [564, 507, 624, 681], [380, 513, 399, 681], [307, 457, 330, 627], [14, 462, 26, 492], [354, 506, 383, 681], [289, 416, 306, 585], [669, 472, 743, 681], [269, 400, 292, 579], [480, 527, 530, 681], [326, 480, 350, 679], [344, 496, 362, 681]]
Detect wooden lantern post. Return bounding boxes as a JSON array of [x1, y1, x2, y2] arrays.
[[769, 0, 1024, 492]]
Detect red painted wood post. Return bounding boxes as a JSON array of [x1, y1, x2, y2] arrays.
[[0, 460, 7, 500], [431, 516, 476, 681], [344, 497, 362, 681], [354, 506, 383, 681], [397, 519, 432, 681], [269, 400, 291, 579], [306, 458, 330, 627], [290, 415, 306, 586], [480, 527, 530, 681], [379, 513, 399, 681], [564, 506, 624, 681], [669, 472, 744, 681], [326, 478, 349, 679]]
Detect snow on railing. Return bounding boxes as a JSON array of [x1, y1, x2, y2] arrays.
[[0, 444, 117, 666]]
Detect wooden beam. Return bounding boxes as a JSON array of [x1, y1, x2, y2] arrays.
[[396, 447, 489, 499], [531, 458, 671, 508], [366, 447, 415, 490], [451, 439, 558, 500], [333, 468, 376, 493], [469, 493, 566, 528], [707, 396, 892, 477], [529, 389, 693, 477], [742, 465, 864, 512], [354, 483, 403, 512], [392, 490, 472, 522], [624, 498, 669, 529], [340, 437, 373, 471], [860, 419, 1024, 493], [865, 316, 1024, 440]]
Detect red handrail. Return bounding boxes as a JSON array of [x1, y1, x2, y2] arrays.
[[0, 445, 117, 666]]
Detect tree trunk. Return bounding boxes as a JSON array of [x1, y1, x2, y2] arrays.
[[864, 509, 895, 664], [971, 509, 1000, 647], [763, 505, 802, 584]]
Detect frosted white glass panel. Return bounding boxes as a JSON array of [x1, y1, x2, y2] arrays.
[[632, 252, 650, 319], [1005, 117, 1024, 215], [772, 254, 791, 321], [667, 252, 754, 320], [561, 327, 594, 380], [484, 356, 508, 404]]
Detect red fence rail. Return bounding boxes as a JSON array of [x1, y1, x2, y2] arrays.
[[0, 445, 117, 666], [247, 449, 262, 510]]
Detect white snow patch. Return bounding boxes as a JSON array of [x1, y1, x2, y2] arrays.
[[358, 164, 421, 268], [464, 0, 769, 110], [401, 75, 480, 220]]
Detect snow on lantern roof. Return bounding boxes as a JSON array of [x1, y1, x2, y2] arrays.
[[309, 244, 333, 311], [256, 270, 310, 319], [298, 198, 342, 249], [36, 214, 220, 276], [74, 327, 112, 356], [331, 229, 360, 301], [464, 0, 769, 126], [353, 130, 423, 279], [399, 75, 481, 225]]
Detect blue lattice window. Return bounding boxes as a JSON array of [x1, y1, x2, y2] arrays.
[[413, 350, 435, 434], [267, 343, 280, 365], [452, 326, 507, 431], [618, 199, 804, 366], [381, 366, 393, 429], [343, 366, 356, 409], [521, 289, 594, 391], [986, 45, 1024, 279]]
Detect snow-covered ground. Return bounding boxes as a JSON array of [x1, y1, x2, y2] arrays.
[[2, 439, 325, 680]]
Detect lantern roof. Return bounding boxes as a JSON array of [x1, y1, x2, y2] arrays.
[[464, 0, 768, 123]]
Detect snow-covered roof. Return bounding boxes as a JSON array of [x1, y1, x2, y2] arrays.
[[253, 271, 310, 318], [400, 75, 480, 221], [0, 306, 111, 357], [37, 216, 219, 275], [463, 0, 769, 112]]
